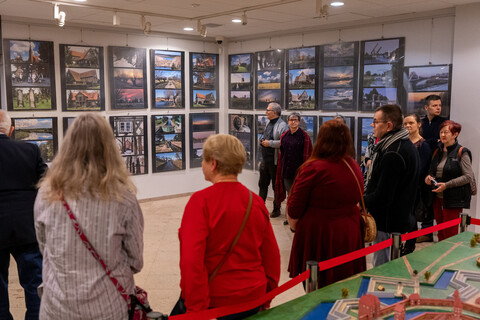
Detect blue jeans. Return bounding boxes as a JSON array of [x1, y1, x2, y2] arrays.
[[372, 231, 390, 268], [0, 243, 42, 320]]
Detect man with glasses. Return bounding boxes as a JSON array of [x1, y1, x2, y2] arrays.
[[364, 105, 419, 267], [274, 112, 312, 224], [259, 102, 289, 217]]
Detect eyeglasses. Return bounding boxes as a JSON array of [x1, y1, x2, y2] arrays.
[[372, 120, 388, 126], [266, 109, 274, 113], [288, 118, 299, 122]]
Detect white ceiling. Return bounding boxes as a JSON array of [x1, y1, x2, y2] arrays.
[[1, 0, 480, 41]]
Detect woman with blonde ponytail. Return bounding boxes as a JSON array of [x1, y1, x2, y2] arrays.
[[34, 113, 143, 320]]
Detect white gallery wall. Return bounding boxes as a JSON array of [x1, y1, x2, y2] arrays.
[[2, 5, 478, 221]]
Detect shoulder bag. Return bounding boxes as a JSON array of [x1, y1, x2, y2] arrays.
[[170, 189, 253, 316], [342, 159, 377, 243], [61, 198, 153, 320]]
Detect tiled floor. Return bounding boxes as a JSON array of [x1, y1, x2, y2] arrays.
[[7, 195, 434, 318]]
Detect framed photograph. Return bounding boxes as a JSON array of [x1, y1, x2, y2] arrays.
[[255, 115, 269, 171], [60, 44, 105, 111], [190, 113, 219, 168], [256, 49, 284, 110], [287, 46, 317, 110], [11, 117, 58, 162], [190, 53, 219, 109], [359, 37, 405, 112], [407, 91, 450, 118], [109, 46, 147, 109], [288, 68, 315, 90], [152, 115, 185, 172], [3, 39, 56, 111], [151, 49, 184, 109], [229, 53, 253, 110], [319, 115, 355, 139], [357, 117, 374, 163], [229, 114, 253, 169], [407, 65, 451, 92], [62, 117, 75, 136], [287, 89, 316, 110], [288, 47, 316, 69], [110, 115, 148, 175], [319, 41, 358, 111]]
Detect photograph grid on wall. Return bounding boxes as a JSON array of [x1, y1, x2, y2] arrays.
[[229, 53, 253, 110], [286, 46, 317, 110], [190, 52, 219, 109], [255, 49, 284, 110], [229, 114, 253, 169], [151, 114, 185, 172], [151, 49, 185, 109]]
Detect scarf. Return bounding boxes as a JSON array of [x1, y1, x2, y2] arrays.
[[365, 128, 409, 186]]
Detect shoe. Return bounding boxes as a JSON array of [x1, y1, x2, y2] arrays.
[[416, 235, 433, 243], [270, 208, 281, 218], [283, 220, 289, 225]]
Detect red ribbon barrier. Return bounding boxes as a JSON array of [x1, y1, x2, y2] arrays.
[[401, 218, 461, 242], [169, 270, 310, 320], [471, 218, 480, 226]]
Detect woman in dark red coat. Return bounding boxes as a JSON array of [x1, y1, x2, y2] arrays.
[[287, 120, 366, 289]]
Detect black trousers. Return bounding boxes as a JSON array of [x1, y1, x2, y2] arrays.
[[258, 162, 279, 209]]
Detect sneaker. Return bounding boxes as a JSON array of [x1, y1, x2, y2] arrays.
[[416, 235, 433, 243], [270, 208, 281, 218]]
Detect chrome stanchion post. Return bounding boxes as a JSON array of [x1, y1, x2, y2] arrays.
[[390, 233, 401, 261], [460, 213, 469, 233], [305, 260, 318, 293]]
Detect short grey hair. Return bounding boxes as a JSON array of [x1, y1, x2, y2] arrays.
[[288, 112, 301, 121], [267, 102, 282, 116], [0, 110, 12, 135]]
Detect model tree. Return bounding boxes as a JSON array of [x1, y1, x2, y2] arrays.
[[424, 271, 431, 281], [341, 288, 349, 299]]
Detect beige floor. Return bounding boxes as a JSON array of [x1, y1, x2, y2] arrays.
[[7, 195, 433, 318]]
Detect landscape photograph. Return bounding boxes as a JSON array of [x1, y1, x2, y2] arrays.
[[363, 64, 395, 87], [192, 71, 216, 90], [154, 70, 182, 89], [63, 45, 101, 68], [191, 113, 217, 132], [192, 90, 217, 108], [11, 63, 51, 87], [230, 91, 251, 109], [8, 40, 51, 63], [154, 89, 182, 108], [362, 87, 397, 111], [298, 115, 316, 142], [360, 117, 373, 138], [153, 50, 182, 70], [12, 87, 52, 110], [323, 66, 354, 88], [113, 88, 145, 109], [288, 47, 316, 69], [321, 88, 353, 110], [257, 89, 281, 109], [407, 91, 449, 116], [288, 89, 315, 110], [12, 117, 56, 162], [114, 68, 144, 89], [65, 68, 100, 89], [154, 115, 182, 134], [230, 53, 251, 72], [192, 53, 216, 71], [155, 133, 182, 153], [323, 42, 356, 66], [66, 89, 102, 110], [257, 70, 281, 89], [155, 152, 183, 172], [408, 65, 450, 91], [363, 38, 401, 64], [111, 46, 145, 68], [257, 50, 283, 70], [231, 72, 251, 90], [288, 68, 315, 89]]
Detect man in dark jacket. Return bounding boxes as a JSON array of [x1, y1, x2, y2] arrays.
[[364, 105, 420, 267], [0, 110, 47, 319]]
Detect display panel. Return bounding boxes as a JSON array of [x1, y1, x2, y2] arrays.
[[229, 53, 253, 110], [110, 115, 148, 175], [11, 117, 58, 162], [109, 46, 147, 109], [4, 39, 56, 111], [228, 114, 253, 169], [60, 44, 105, 111], [287, 46, 317, 110], [256, 49, 284, 110], [255, 115, 269, 170], [189, 113, 219, 168], [151, 115, 185, 172], [151, 49, 185, 109], [357, 117, 374, 163], [190, 53, 219, 109]]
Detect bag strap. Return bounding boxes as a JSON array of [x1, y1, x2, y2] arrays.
[[342, 159, 366, 213], [61, 198, 129, 303], [208, 189, 253, 283], [458, 146, 464, 160]]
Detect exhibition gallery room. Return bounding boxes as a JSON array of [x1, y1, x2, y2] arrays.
[[3, 0, 480, 319]]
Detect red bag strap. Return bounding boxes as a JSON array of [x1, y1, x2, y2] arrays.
[[208, 190, 253, 283], [61, 198, 129, 303], [342, 159, 366, 213]]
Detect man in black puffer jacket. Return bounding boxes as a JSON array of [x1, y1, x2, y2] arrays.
[[364, 104, 420, 267]]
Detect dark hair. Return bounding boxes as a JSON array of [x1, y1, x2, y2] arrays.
[[405, 113, 423, 135], [375, 104, 403, 130], [309, 119, 354, 161], [424, 94, 442, 106], [440, 120, 462, 135]]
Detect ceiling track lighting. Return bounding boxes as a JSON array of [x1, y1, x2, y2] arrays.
[[315, 0, 329, 19], [113, 11, 120, 26], [241, 12, 247, 25], [197, 20, 207, 38], [54, 3, 66, 27], [140, 15, 152, 34]]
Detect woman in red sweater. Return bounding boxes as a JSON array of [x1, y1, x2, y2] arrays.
[[178, 134, 280, 319]]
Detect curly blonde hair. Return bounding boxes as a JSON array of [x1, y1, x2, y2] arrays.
[[39, 113, 136, 202]]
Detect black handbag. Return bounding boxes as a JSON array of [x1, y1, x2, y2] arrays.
[[170, 190, 253, 316]]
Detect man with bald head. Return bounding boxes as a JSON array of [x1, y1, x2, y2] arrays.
[[0, 110, 47, 320]]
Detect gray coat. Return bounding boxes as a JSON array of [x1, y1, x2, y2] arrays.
[[263, 117, 289, 165]]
